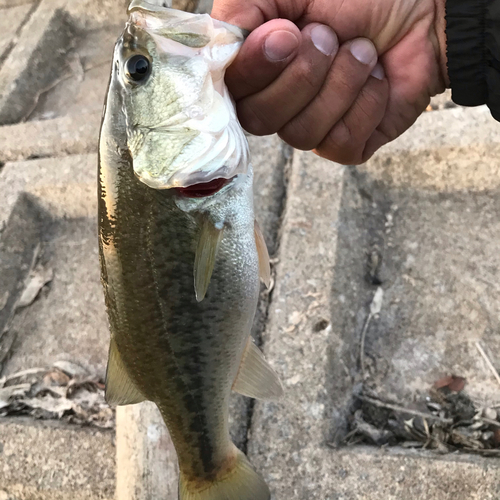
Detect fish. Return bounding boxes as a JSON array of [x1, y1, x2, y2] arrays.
[[97, 2, 282, 499]]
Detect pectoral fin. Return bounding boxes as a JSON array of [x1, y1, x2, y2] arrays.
[[194, 217, 224, 302], [254, 220, 271, 288], [232, 339, 283, 401], [105, 338, 145, 406]]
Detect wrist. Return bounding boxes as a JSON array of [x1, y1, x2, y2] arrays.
[[434, 0, 449, 87]]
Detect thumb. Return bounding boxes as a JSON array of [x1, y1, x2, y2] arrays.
[[226, 19, 301, 100], [211, 0, 306, 31]]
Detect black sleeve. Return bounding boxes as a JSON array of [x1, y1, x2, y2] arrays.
[[446, 0, 500, 121]]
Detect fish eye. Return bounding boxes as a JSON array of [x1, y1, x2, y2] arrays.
[[125, 54, 150, 83]]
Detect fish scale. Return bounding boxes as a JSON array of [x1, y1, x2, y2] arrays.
[[98, 2, 282, 499]]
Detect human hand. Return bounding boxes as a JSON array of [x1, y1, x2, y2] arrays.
[[212, 0, 448, 164]]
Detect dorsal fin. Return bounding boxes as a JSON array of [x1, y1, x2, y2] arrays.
[[105, 337, 146, 406], [232, 338, 283, 401], [254, 220, 271, 288], [194, 216, 224, 302]]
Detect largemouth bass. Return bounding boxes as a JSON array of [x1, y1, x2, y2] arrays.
[[98, 2, 282, 499]]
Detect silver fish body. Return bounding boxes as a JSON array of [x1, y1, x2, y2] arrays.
[[98, 2, 280, 499]]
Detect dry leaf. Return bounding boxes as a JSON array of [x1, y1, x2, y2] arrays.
[[17, 266, 53, 308], [52, 360, 88, 377], [0, 384, 31, 408], [433, 375, 466, 392], [43, 369, 71, 387]]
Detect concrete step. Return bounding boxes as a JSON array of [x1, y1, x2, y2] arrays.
[[0, 418, 114, 500], [250, 106, 500, 499]]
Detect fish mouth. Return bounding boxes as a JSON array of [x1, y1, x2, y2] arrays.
[[174, 177, 234, 198]]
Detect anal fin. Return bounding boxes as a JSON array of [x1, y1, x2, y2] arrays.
[[232, 339, 283, 401], [194, 216, 224, 302], [105, 337, 146, 406], [254, 220, 271, 288]]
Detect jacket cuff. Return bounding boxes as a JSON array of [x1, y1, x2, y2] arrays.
[[446, 0, 500, 120]]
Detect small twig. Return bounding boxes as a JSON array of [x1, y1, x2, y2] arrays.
[[359, 315, 371, 378], [3, 367, 46, 385], [475, 341, 500, 389], [480, 417, 500, 429], [360, 287, 383, 377], [357, 395, 453, 424]]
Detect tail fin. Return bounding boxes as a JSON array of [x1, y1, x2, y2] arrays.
[[179, 448, 270, 500]]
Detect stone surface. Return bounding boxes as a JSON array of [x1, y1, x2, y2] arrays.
[[28, 25, 120, 121], [116, 403, 178, 500], [0, 0, 32, 7], [0, 418, 114, 500], [64, 0, 128, 31], [365, 106, 500, 192], [248, 151, 365, 494], [0, 0, 74, 124], [354, 104, 500, 404], [254, 444, 500, 500], [0, 155, 106, 378], [1, 0, 500, 497], [0, 3, 33, 61], [0, 112, 101, 163], [249, 146, 500, 500]]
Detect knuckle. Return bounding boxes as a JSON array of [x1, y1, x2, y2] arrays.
[[294, 59, 319, 91], [356, 86, 386, 119], [237, 101, 276, 136], [329, 121, 354, 149], [279, 120, 319, 151], [319, 121, 364, 164]]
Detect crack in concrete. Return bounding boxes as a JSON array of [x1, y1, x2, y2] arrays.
[[241, 142, 293, 455]]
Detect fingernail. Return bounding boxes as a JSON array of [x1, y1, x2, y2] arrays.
[[349, 38, 377, 65], [311, 25, 338, 56], [264, 30, 300, 62], [370, 62, 385, 80]]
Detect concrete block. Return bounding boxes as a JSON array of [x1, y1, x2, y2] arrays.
[[0, 194, 44, 368], [0, 0, 74, 124], [64, 0, 127, 31], [248, 151, 364, 497], [0, 418, 114, 500], [0, 112, 101, 163], [251, 444, 500, 500]]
